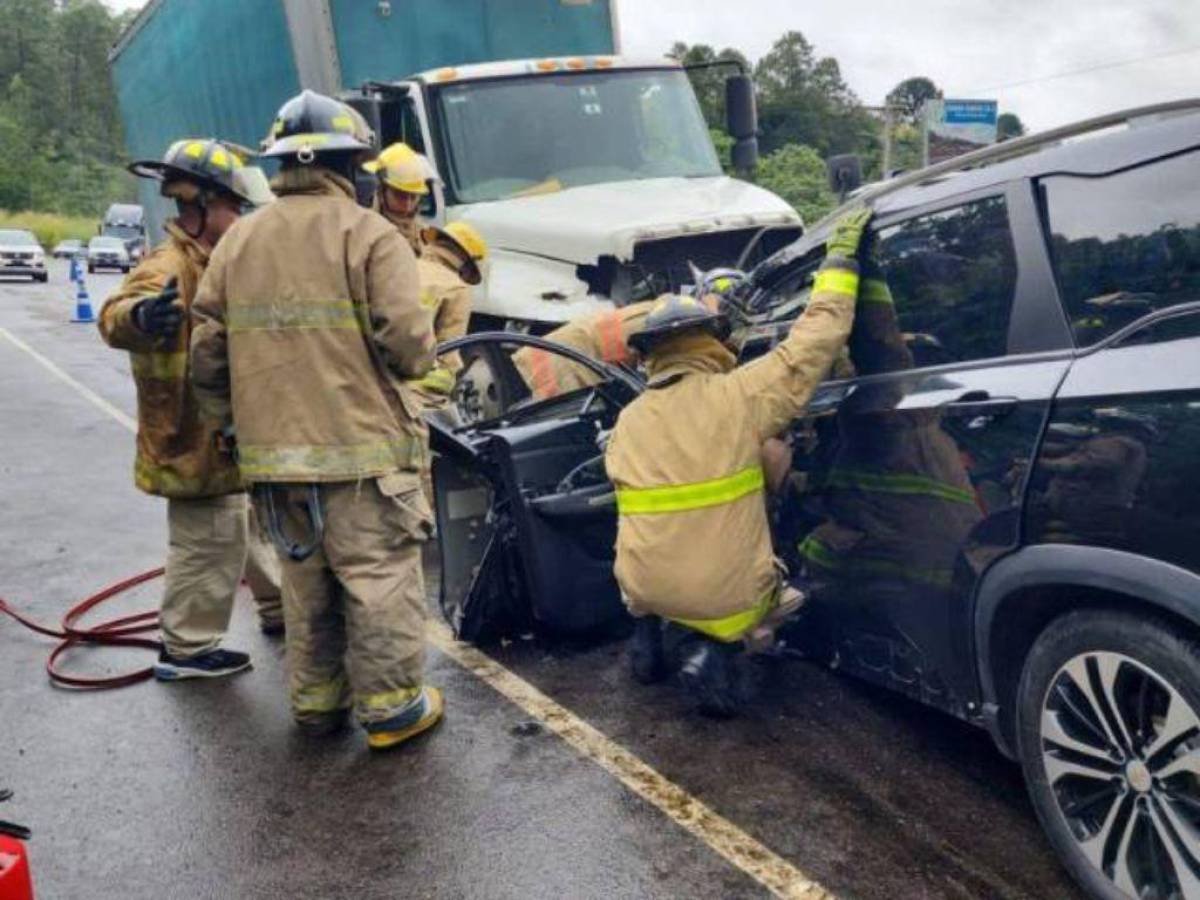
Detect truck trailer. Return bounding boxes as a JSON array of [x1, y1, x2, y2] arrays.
[[109, 0, 801, 328]]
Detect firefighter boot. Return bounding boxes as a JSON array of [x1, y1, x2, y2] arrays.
[[630, 615, 667, 685], [679, 639, 740, 718]]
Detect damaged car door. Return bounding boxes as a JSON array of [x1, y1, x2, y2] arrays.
[[429, 332, 642, 642]]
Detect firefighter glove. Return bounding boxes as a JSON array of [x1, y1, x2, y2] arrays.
[[133, 279, 183, 337], [826, 207, 874, 263]]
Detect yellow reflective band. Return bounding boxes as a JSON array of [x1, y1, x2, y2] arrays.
[[184, 141, 205, 159], [330, 115, 354, 132], [237, 439, 428, 479], [859, 278, 894, 305], [813, 267, 860, 298], [419, 286, 442, 311], [413, 366, 455, 396], [359, 686, 421, 710], [210, 148, 229, 169], [226, 300, 362, 332], [824, 468, 976, 506], [133, 455, 241, 497], [616, 466, 765, 516], [798, 534, 953, 590], [293, 674, 349, 714], [671, 587, 777, 642], [130, 351, 187, 381]]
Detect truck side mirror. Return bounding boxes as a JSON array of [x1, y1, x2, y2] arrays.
[[725, 74, 759, 172], [827, 154, 863, 200]]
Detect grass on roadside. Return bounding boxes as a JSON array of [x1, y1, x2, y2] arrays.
[[0, 210, 99, 249]]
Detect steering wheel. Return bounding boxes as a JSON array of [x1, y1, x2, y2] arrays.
[[555, 452, 610, 494]]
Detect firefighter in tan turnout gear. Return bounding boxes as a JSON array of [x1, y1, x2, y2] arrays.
[[363, 141, 432, 254], [604, 208, 871, 715], [98, 138, 283, 680], [189, 90, 443, 749]]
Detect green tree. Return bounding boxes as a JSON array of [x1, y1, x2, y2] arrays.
[[751, 143, 838, 224], [997, 112, 1026, 141], [886, 76, 942, 125]]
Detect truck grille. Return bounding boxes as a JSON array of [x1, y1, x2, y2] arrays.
[[2, 252, 33, 261], [631, 227, 801, 298]]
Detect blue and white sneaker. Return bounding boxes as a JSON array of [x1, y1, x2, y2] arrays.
[[154, 648, 251, 681]]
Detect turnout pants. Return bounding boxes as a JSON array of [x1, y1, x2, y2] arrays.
[[258, 474, 433, 729], [160, 494, 283, 658]]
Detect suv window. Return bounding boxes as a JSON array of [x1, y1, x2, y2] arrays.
[[1042, 150, 1200, 346], [874, 196, 1017, 365]]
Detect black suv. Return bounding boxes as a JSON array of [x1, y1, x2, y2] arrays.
[[430, 101, 1200, 900]]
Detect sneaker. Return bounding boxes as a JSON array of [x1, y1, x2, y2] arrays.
[[630, 615, 667, 685], [153, 648, 252, 681], [365, 687, 444, 751]]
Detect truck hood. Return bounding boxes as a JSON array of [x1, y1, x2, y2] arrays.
[[454, 176, 799, 264]]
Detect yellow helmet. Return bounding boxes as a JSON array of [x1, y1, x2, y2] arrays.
[[422, 221, 488, 286], [362, 142, 430, 195]]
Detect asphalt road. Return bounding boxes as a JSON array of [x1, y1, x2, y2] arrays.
[[0, 261, 1085, 900]]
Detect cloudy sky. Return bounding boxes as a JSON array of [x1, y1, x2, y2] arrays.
[[105, 0, 1199, 132]]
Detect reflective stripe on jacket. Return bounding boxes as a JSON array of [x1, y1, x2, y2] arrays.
[[97, 222, 242, 499], [513, 301, 656, 400], [604, 259, 859, 636], [190, 168, 435, 484]]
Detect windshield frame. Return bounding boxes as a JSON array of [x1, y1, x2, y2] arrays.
[[427, 66, 721, 206], [0, 229, 38, 246], [90, 237, 126, 250]]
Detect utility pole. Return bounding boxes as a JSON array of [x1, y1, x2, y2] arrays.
[[865, 104, 904, 179]]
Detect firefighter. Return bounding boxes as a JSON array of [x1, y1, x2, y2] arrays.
[[603, 208, 871, 715], [189, 90, 442, 749], [98, 138, 282, 679], [363, 141, 433, 254], [407, 222, 488, 410]]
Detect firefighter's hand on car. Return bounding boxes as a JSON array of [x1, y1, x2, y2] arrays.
[[826, 207, 874, 262], [133, 278, 183, 337]]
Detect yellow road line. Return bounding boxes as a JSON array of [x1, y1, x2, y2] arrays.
[[0, 326, 138, 432], [428, 620, 837, 900], [2, 323, 839, 899]]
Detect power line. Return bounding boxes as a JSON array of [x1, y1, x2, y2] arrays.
[[968, 43, 1200, 94]]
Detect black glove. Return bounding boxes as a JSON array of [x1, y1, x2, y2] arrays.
[[133, 279, 182, 337]]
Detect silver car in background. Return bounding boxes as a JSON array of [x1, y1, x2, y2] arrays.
[[87, 236, 130, 274], [0, 229, 48, 283]]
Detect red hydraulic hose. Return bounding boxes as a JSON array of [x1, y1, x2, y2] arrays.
[[0, 568, 164, 689]]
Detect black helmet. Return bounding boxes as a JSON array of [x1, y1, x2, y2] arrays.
[[261, 89, 373, 162], [628, 294, 730, 355], [128, 138, 254, 203]]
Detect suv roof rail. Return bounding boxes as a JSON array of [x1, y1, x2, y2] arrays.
[[817, 97, 1200, 226]]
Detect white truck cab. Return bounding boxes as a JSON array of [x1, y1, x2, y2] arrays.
[[350, 56, 802, 330]]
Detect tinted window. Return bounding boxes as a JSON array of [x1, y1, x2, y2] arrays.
[[0, 229, 37, 245], [874, 197, 1017, 365], [1043, 150, 1200, 346]]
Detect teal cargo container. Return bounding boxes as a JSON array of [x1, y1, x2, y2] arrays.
[[109, 0, 619, 237]]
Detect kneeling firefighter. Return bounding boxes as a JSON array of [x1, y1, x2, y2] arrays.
[[189, 90, 443, 749], [603, 209, 872, 715], [98, 138, 283, 680]]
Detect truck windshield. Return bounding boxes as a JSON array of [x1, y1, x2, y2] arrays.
[[104, 224, 141, 240], [433, 68, 721, 203]]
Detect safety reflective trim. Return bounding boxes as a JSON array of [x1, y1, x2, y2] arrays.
[[134, 455, 241, 497], [528, 349, 560, 399], [413, 366, 455, 396], [616, 466, 765, 516], [813, 267, 860, 298], [227, 300, 362, 332], [130, 351, 188, 381], [798, 534, 953, 589], [597, 310, 631, 365], [237, 439, 428, 479], [671, 586, 777, 642], [419, 286, 441, 311], [293, 674, 349, 714], [859, 278, 894, 306], [824, 468, 976, 506], [359, 686, 421, 711]]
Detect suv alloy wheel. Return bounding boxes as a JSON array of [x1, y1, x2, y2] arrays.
[[1017, 609, 1200, 899]]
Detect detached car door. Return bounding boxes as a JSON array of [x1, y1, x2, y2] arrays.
[[428, 332, 641, 643], [786, 183, 1073, 719]]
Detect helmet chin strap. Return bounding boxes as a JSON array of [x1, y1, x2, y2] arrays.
[[178, 193, 209, 241]]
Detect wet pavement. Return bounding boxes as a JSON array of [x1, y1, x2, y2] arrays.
[[0, 263, 1084, 899]]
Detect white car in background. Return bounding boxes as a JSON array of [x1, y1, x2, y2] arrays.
[[0, 229, 48, 282], [87, 236, 131, 274]]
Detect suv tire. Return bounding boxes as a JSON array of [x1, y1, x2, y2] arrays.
[[1016, 609, 1200, 900]]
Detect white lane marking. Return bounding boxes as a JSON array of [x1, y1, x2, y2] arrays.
[[1, 322, 839, 899], [428, 620, 837, 900], [0, 326, 138, 432]]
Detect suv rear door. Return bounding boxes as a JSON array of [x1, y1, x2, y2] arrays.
[[788, 182, 1073, 718]]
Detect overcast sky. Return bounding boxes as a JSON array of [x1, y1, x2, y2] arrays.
[[105, 0, 1199, 132]]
